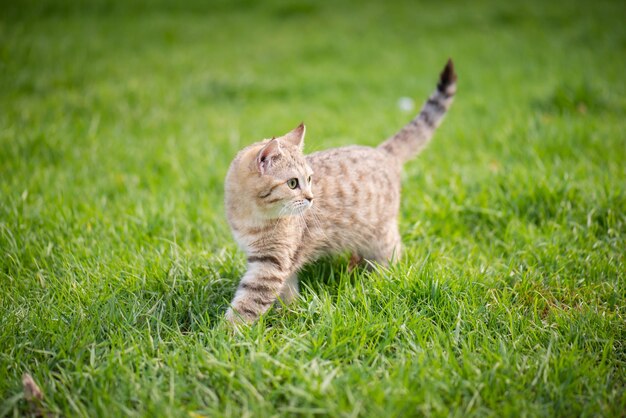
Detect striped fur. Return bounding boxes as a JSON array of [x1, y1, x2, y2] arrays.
[[224, 60, 457, 323], [379, 59, 457, 163]]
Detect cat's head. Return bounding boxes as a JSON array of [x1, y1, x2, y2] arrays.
[[225, 123, 314, 221]]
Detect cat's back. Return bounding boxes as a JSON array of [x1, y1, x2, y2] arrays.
[[306, 145, 397, 178], [304, 145, 401, 254], [306, 144, 400, 204]]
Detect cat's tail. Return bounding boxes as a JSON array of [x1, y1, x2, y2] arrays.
[[379, 59, 456, 163]]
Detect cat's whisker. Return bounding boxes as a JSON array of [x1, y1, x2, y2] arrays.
[[308, 207, 330, 243], [299, 212, 312, 239]]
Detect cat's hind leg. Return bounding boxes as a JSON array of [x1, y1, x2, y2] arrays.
[[362, 226, 402, 267], [348, 253, 363, 272]]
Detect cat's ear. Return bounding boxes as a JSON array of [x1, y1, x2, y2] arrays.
[[280, 123, 306, 150], [256, 138, 281, 174]]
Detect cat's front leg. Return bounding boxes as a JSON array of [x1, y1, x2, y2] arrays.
[[225, 256, 293, 323]]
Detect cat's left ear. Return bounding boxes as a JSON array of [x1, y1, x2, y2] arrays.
[[280, 123, 306, 150]]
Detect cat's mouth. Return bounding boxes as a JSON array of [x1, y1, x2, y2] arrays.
[[287, 200, 312, 216]]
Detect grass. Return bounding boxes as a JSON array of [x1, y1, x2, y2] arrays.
[[1, 0, 625, 416]]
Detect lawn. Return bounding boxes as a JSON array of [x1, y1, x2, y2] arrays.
[[1, 0, 625, 416]]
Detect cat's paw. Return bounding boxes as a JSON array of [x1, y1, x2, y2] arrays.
[[224, 307, 237, 324], [348, 253, 363, 272], [225, 306, 257, 325]]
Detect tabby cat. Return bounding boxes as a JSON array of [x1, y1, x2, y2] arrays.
[[224, 59, 457, 323]]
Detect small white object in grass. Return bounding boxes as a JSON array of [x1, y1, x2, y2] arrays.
[[397, 97, 415, 112]]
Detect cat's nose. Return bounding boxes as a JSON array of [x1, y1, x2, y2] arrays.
[[304, 194, 314, 202]]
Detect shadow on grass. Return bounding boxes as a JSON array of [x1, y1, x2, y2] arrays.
[[136, 255, 357, 331], [298, 255, 362, 299], [90, 259, 242, 336]]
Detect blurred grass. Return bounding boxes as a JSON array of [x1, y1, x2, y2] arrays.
[[1, 0, 625, 416]]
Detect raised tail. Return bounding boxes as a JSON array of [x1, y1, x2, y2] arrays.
[[379, 59, 457, 163]]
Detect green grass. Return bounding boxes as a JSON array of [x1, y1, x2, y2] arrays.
[[1, 0, 625, 416]]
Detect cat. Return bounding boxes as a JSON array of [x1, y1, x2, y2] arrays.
[[224, 59, 457, 323]]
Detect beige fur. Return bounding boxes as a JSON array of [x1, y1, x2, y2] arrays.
[[224, 60, 457, 323]]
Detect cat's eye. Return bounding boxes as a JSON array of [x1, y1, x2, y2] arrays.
[[307, 175, 312, 183], [287, 178, 299, 189]]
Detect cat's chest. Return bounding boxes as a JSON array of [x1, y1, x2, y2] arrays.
[[231, 221, 300, 255], [231, 229, 252, 250]]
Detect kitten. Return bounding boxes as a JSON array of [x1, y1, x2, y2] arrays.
[[224, 59, 457, 323]]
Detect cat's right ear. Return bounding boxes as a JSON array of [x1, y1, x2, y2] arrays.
[[281, 123, 306, 150], [256, 139, 281, 174]]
